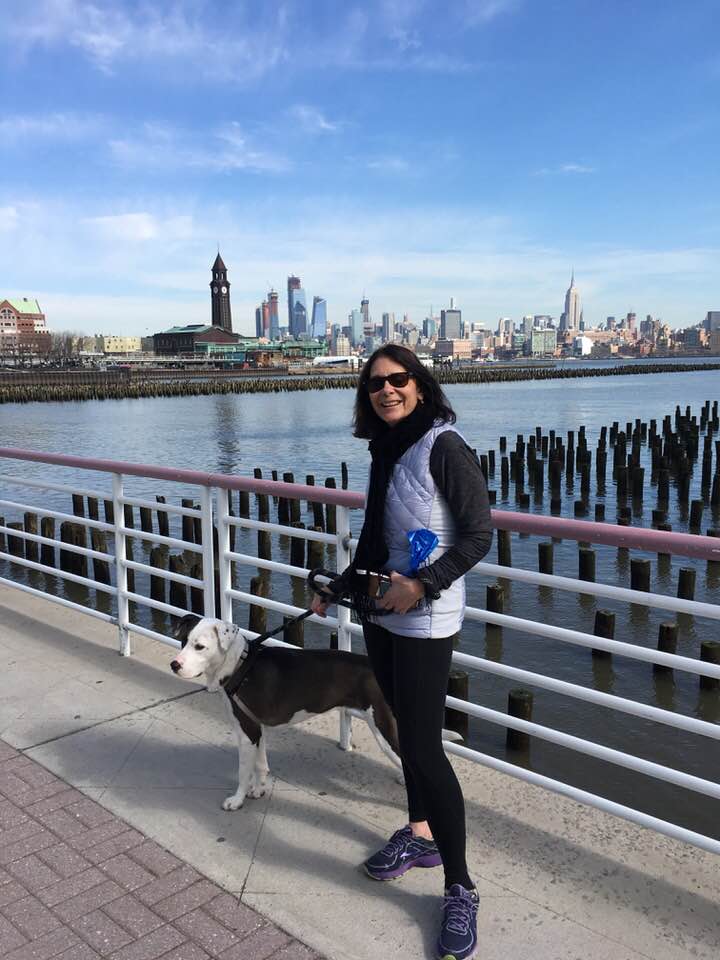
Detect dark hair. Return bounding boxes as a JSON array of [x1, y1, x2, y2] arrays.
[[353, 344, 456, 439]]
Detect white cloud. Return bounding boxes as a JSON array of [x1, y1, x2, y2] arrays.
[[288, 104, 342, 134], [366, 155, 411, 173], [109, 122, 290, 174], [2, 192, 716, 334], [534, 162, 595, 176], [0, 206, 19, 232], [462, 0, 520, 26], [0, 112, 103, 141], [2, 0, 289, 81]]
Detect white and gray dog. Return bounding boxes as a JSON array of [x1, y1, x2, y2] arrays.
[[170, 614, 402, 811]]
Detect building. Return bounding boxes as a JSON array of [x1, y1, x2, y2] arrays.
[[99, 336, 142, 354], [559, 271, 581, 332], [153, 324, 239, 356], [210, 253, 233, 332], [287, 276, 302, 332], [573, 335, 593, 356], [349, 309, 364, 347], [311, 297, 327, 339], [433, 338, 472, 360], [528, 328, 558, 356], [440, 306, 462, 340], [705, 311, 720, 333], [268, 290, 280, 339], [0, 298, 50, 357], [361, 297, 370, 332]]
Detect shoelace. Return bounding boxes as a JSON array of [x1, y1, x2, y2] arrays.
[[442, 891, 476, 935], [381, 828, 412, 857]]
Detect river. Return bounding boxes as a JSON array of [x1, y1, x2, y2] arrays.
[[1, 361, 719, 838]]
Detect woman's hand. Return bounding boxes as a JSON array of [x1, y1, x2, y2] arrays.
[[378, 571, 425, 614]]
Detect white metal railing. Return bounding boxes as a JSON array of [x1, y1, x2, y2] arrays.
[[1, 446, 720, 855]]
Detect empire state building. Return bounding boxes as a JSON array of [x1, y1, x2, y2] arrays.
[[560, 271, 581, 332]]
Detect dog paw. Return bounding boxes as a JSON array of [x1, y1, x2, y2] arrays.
[[247, 783, 266, 799], [222, 794, 245, 811]]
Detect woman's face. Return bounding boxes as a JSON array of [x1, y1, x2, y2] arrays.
[[367, 355, 424, 427]]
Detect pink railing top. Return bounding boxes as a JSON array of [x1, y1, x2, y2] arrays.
[[1, 445, 719, 561]]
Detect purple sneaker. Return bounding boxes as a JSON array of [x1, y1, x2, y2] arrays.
[[364, 825, 442, 880], [437, 883, 479, 960]]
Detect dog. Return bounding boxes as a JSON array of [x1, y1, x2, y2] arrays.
[[170, 614, 402, 811]]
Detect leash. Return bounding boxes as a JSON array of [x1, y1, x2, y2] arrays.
[[222, 566, 390, 699]]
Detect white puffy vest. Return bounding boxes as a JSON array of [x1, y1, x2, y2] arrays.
[[367, 421, 465, 638]]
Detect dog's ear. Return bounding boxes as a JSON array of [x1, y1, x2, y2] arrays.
[[213, 622, 239, 653], [173, 614, 201, 648]]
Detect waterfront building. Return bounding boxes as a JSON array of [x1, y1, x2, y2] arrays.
[[528, 328, 558, 356], [361, 296, 370, 334], [311, 297, 327, 339], [153, 324, 239, 355], [99, 336, 142, 354], [255, 306, 263, 338], [440, 305, 462, 339], [287, 276, 301, 331], [0, 297, 50, 358], [268, 290, 280, 339], [332, 333, 351, 356], [522, 315, 534, 335], [559, 271, 581, 332], [433, 338, 471, 360], [210, 253, 233, 333]]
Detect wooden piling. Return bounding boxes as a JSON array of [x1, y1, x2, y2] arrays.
[[23, 512, 38, 563], [538, 542, 553, 574], [700, 641, 720, 690], [654, 622, 677, 675], [445, 670, 469, 741], [506, 689, 533, 751], [290, 522, 306, 571], [283, 614, 305, 647], [40, 516, 55, 568], [181, 499, 194, 543], [140, 505, 153, 533], [630, 559, 651, 592], [156, 496, 170, 537], [497, 529, 512, 566], [149, 546, 167, 602], [592, 610, 615, 659], [677, 568, 696, 601], [248, 575, 269, 634], [307, 529, 324, 571], [168, 554, 188, 611], [90, 529, 111, 584], [324, 477, 337, 534]]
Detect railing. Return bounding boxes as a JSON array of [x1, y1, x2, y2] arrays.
[[1, 446, 720, 856]]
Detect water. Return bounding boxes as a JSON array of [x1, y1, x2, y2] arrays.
[[1, 363, 719, 839]]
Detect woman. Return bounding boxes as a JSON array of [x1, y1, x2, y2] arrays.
[[312, 344, 493, 960]]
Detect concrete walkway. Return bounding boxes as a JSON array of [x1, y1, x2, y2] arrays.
[[0, 584, 719, 960]]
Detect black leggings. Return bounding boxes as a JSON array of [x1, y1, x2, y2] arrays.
[[363, 621, 472, 890]]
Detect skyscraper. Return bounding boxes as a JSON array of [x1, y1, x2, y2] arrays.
[[268, 290, 280, 340], [440, 305, 462, 339], [287, 275, 301, 330], [210, 253, 233, 332], [560, 271, 581, 332], [288, 277, 307, 338], [382, 312, 394, 342], [350, 309, 363, 347], [311, 297, 327, 339]]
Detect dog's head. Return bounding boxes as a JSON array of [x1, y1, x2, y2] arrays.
[[170, 615, 245, 689]]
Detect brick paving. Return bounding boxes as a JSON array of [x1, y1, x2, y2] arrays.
[[0, 740, 322, 960]]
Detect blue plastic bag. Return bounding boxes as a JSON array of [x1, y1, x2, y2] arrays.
[[407, 528, 439, 573]]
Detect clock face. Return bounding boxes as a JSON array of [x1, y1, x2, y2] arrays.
[[221, 286, 227, 294], [213, 286, 218, 294]]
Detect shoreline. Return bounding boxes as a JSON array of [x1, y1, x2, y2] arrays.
[[1, 359, 719, 405]]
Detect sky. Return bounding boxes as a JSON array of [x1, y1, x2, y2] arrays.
[[1, 0, 718, 336]]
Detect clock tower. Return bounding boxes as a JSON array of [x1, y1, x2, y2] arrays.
[[210, 252, 233, 332]]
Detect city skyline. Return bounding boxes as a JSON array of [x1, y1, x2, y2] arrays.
[[1, 1, 718, 335]]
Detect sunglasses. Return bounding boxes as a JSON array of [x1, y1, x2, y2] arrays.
[[366, 371, 414, 393]]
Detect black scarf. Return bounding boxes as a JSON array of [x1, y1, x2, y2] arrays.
[[352, 403, 436, 577]]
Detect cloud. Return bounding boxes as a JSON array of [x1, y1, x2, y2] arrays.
[[83, 212, 194, 243], [2, 0, 289, 81], [462, 0, 520, 26], [534, 162, 595, 176], [288, 104, 342, 134], [0, 206, 19, 232], [366, 155, 412, 173], [109, 122, 291, 174], [0, 112, 103, 141]]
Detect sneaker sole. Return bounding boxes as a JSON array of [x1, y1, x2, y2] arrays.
[[438, 952, 477, 960], [364, 853, 443, 881]]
